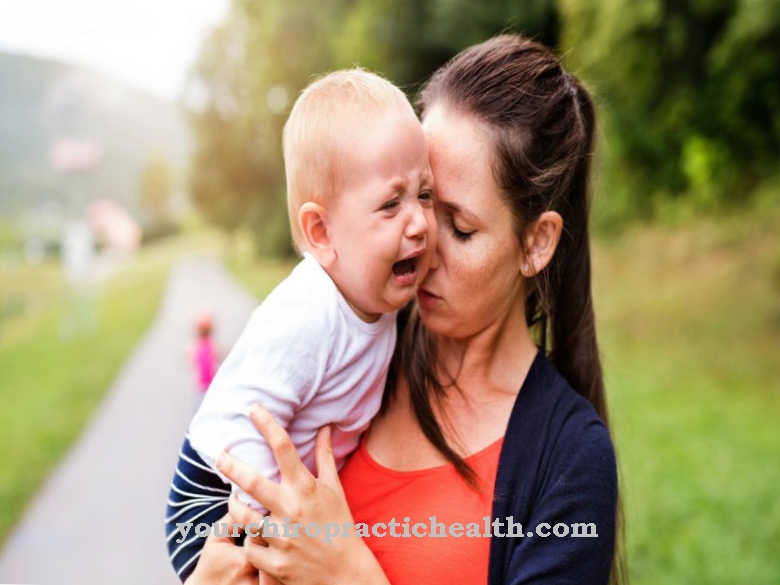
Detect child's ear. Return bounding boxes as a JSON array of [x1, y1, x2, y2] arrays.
[[299, 202, 336, 267]]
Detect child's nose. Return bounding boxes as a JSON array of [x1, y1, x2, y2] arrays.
[[405, 204, 428, 239]]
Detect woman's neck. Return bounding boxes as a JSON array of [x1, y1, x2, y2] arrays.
[[434, 299, 537, 400], [369, 298, 538, 466]]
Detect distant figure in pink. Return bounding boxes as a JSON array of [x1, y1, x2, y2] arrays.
[[192, 313, 218, 396]]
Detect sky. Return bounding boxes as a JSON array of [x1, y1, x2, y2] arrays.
[[0, 0, 231, 101]]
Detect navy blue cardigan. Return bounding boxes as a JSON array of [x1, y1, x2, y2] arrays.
[[488, 350, 617, 584]]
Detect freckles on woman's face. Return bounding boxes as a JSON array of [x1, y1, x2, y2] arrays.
[[416, 104, 526, 339]]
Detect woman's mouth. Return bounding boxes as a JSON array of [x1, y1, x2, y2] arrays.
[[392, 257, 419, 286], [416, 286, 440, 307]]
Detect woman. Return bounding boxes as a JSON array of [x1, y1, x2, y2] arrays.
[[188, 34, 622, 585]]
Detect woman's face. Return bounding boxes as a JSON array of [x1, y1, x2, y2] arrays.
[[417, 104, 526, 339]]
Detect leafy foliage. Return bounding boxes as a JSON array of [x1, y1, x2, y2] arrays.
[[560, 0, 780, 220], [186, 0, 557, 253], [187, 0, 780, 246]]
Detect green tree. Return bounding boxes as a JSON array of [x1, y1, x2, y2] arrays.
[[186, 0, 350, 256], [332, 0, 559, 93], [560, 0, 780, 220]]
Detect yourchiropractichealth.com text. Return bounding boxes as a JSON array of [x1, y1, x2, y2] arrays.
[[174, 516, 599, 544]]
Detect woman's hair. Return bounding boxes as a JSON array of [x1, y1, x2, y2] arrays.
[[386, 33, 626, 584]]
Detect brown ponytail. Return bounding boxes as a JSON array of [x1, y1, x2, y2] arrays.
[[536, 74, 607, 421]]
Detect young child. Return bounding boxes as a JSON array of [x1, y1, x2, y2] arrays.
[[190, 312, 218, 405], [166, 68, 436, 581]]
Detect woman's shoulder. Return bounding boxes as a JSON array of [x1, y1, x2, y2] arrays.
[[490, 351, 617, 585], [489, 352, 617, 585], [498, 349, 616, 498], [509, 350, 611, 440]]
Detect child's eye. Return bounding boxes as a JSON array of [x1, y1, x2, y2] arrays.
[[418, 191, 433, 205], [380, 199, 400, 211]]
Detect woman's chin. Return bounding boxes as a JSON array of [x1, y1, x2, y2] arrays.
[[416, 291, 449, 331]]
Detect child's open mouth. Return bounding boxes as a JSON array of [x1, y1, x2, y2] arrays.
[[392, 257, 418, 286]]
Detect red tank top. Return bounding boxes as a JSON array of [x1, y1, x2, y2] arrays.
[[339, 434, 503, 585]]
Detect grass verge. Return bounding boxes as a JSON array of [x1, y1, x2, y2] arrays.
[[0, 233, 215, 546], [594, 204, 780, 584]]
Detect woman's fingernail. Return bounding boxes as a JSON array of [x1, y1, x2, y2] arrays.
[[251, 404, 268, 421], [216, 452, 227, 469]]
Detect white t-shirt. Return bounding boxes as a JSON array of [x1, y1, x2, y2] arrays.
[[188, 254, 396, 509]]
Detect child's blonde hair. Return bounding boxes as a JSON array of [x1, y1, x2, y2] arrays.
[[283, 68, 414, 253]]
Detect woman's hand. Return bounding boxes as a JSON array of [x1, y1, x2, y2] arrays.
[[183, 512, 257, 585], [216, 405, 389, 585]]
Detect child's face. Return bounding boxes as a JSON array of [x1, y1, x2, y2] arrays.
[[326, 106, 436, 322]]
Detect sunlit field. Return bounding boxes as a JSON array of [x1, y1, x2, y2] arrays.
[[594, 201, 780, 584]]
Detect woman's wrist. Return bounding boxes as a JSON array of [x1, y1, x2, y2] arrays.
[[336, 540, 391, 585]]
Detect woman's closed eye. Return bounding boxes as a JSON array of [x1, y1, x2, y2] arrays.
[[449, 217, 474, 242]]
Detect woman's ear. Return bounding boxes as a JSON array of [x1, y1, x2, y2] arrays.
[[521, 211, 563, 276], [299, 202, 336, 267]]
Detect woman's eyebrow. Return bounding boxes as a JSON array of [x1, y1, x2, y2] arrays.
[[438, 198, 478, 222]]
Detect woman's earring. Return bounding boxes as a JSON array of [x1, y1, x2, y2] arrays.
[[521, 263, 530, 276]]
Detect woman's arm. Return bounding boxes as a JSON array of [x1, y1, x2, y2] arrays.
[[499, 421, 617, 585], [212, 405, 391, 585]]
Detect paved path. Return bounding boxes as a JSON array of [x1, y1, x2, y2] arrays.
[[0, 257, 258, 584]]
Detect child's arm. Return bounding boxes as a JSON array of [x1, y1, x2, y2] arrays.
[[167, 261, 335, 580], [165, 435, 232, 583], [187, 295, 331, 510]]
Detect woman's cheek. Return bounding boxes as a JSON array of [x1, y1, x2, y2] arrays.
[[426, 208, 438, 248], [430, 212, 445, 251]]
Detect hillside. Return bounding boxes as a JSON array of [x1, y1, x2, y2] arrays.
[[0, 52, 192, 229]]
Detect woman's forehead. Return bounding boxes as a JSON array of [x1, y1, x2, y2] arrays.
[[426, 108, 493, 177], [423, 105, 502, 217], [423, 105, 493, 157]]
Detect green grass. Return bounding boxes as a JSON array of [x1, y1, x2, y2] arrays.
[[0, 233, 219, 547], [226, 255, 298, 300], [594, 205, 780, 584]]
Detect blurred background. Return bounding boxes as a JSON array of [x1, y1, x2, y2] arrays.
[[0, 0, 778, 583]]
